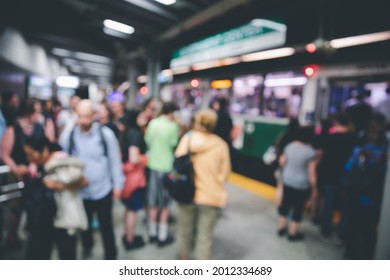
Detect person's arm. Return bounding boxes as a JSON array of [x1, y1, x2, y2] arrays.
[[308, 157, 319, 206], [129, 146, 140, 164], [220, 143, 231, 182], [174, 134, 190, 157], [44, 176, 89, 191], [105, 128, 125, 199], [1, 127, 28, 177], [44, 118, 56, 142], [279, 153, 287, 168]]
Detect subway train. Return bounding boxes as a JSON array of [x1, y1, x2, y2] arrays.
[[160, 61, 390, 184]]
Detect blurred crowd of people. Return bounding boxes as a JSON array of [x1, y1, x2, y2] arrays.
[[0, 91, 231, 260], [272, 87, 389, 259]]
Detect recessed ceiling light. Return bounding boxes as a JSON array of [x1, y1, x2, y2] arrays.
[[155, 0, 176, 5], [103, 19, 135, 34]]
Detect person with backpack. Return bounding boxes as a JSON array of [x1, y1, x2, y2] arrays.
[[343, 114, 388, 259], [174, 109, 231, 259], [59, 100, 124, 260]]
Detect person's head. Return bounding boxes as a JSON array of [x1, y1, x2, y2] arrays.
[[287, 118, 300, 134], [18, 98, 41, 123], [76, 99, 95, 132], [160, 102, 178, 117], [1, 91, 20, 108], [334, 112, 351, 128], [97, 102, 113, 124], [143, 97, 156, 112], [295, 126, 314, 144], [24, 135, 61, 165], [194, 109, 218, 133], [110, 101, 125, 117], [214, 97, 228, 112], [69, 95, 80, 112]]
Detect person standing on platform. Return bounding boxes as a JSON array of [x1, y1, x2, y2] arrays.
[[60, 100, 124, 259], [175, 109, 231, 260], [144, 102, 179, 247], [277, 127, 318, 241]]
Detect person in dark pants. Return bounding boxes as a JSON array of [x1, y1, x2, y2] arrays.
[[23, 136, 88, 259], [60, 100, 124, 259]]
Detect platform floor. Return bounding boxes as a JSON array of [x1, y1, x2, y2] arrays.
[[1, 175, 344, 260]]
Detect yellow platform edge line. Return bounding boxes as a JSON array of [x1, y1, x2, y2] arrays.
[[228, 172, 276, 203]]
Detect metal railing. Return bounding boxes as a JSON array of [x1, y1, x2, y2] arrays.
[[0, 165, 24, 204]]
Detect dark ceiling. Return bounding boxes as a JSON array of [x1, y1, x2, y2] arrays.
[[0, 0, 389, 81]]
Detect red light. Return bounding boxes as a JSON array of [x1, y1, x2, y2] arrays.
[[190, 79, 199, 88], [304, 66, 315, 77], [305, 43, 316, 54], [140, 86, 148, 95]]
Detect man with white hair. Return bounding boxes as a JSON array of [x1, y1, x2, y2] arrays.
[[60, 99, 124, 259]]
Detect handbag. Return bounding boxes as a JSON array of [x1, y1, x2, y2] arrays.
[[53, 189, 88, 235], [121, 154, 147, 199], [163, 136, 195, 204]]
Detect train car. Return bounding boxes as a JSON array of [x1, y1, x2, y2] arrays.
[[161, 61, 390, 184]]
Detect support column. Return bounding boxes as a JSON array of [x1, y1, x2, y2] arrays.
[[127, 60, 138, 110], [375, 133, 390, 259], [146, 51, 161, 100]]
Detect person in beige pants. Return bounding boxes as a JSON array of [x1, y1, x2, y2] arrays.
[[175, 109, 231, 260]]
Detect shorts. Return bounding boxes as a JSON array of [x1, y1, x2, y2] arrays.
[[121, 188, 146, 211], [146, 169, 171, 208]]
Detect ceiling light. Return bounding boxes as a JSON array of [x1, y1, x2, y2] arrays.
[[329, 31, 390, 49], [171, 66, 191, 75], [137, 75, 148, 83], [103, 19, 134, 34], [241, 47, 295, 62], [56, 76, 80, 88], [155, 0, 176, 5], [74, 52, 112, 64], [192, 60, 221, 71], [52, 48, 72, 57]]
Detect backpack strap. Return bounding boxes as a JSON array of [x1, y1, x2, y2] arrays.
[[68, 125, 76, 155], [68, 123, 113, 185]]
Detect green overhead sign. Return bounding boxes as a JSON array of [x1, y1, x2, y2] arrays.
[[170, 19, 287, 68]]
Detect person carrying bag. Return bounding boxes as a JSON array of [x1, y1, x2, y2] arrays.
[[174, 109, 231, 260]]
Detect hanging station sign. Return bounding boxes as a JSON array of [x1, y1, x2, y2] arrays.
[[170, 19, 287, 69]]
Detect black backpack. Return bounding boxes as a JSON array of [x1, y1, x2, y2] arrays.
[[163, 137, 195, 204]]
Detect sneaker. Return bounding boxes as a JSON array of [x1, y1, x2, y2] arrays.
[[288, 232, 305, 241], [157, 235, 175, 247], [277, 228, 287, 237], [149, 236, 158, 243], [122, 235, 145, 251]]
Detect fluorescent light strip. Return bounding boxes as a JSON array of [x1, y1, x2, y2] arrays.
[[74, 52, 112, 64], [241, 47, 295, 62], [171, 66, 191, 75], [329, 31, 390, 49], [103, 19, 134, 34], [264, 77, 308, 87], [52, 48, 72, 57], [56, 76, 80, 89], [221, 57, 241, 66], [192, 60, 221, 71], [155, 0, 176, 5]]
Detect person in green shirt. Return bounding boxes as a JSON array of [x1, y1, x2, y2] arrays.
[[145, 102, 179, 247]]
